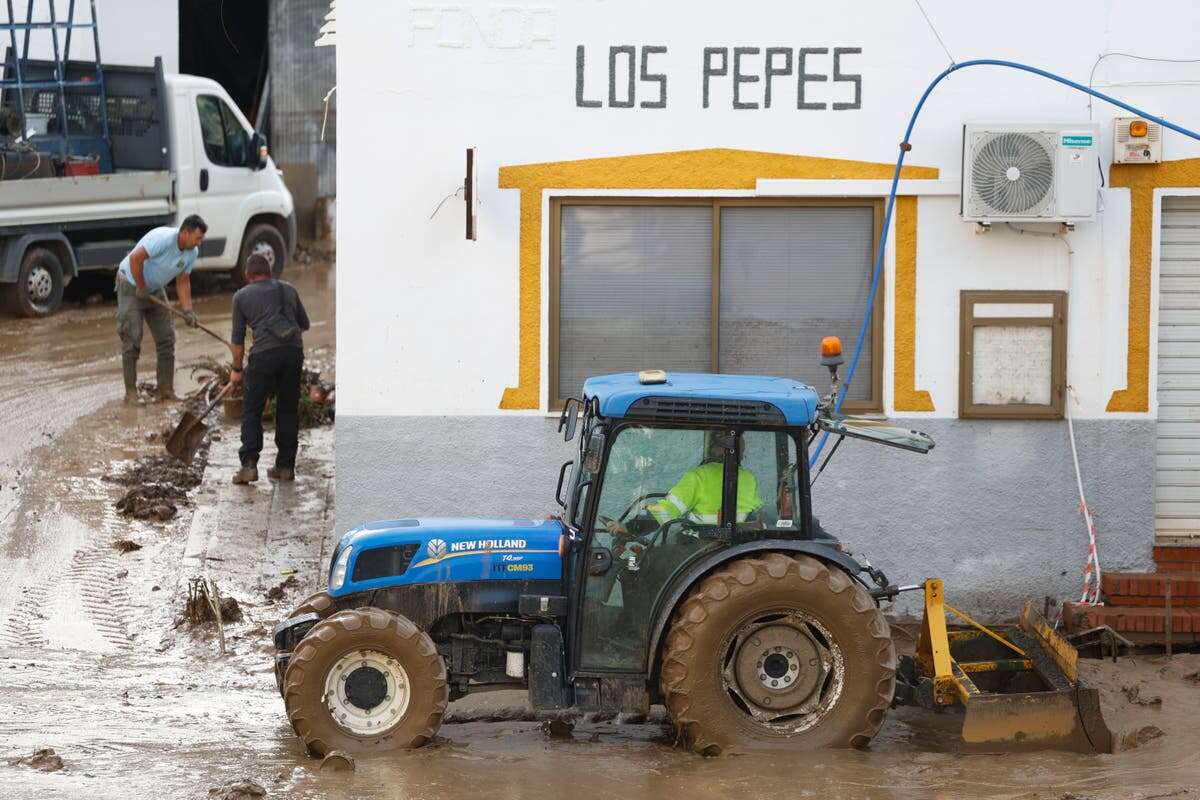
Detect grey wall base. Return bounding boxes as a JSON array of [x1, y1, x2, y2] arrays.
[[335, 415, 1154, 619]]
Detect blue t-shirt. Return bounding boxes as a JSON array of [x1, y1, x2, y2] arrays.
[[117, 227, 198, 292]]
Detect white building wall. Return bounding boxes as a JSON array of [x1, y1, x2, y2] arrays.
[[337, 0, 1200, 420]]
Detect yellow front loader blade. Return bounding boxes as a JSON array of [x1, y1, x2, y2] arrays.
[[907, 581, 1114, 754]]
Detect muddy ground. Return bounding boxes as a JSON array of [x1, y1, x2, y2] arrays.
[[2, 255, 1200, 799]]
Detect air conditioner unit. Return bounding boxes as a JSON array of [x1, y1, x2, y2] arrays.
[[961, 123, 1099, 224]]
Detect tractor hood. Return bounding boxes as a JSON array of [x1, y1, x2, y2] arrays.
[[328, 517, 564, 597]]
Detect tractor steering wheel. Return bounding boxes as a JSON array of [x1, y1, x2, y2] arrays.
[[617, 492, 668, 523]]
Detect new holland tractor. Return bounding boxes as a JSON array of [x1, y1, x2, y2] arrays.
[[272, 340, 1114, 756]]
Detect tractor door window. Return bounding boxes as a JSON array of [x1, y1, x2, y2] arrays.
[[735, 431, 800, 534], [578, 425, 726, 670]]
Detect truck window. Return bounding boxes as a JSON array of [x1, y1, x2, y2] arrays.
[[196, 95, 249, 168]]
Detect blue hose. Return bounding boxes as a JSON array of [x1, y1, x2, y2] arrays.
[[810, 58, 1200, 466]]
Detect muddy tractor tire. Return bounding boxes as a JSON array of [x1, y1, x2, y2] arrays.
[[231, 223, 287, 287], [283, 607, 448, 757], [4, 246, 65, 317], [288, 591, 336, 620], [659, 553, 895, 756]]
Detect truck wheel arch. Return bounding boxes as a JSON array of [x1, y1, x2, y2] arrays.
[[644, 540, 870, 687], [1, 233, 79, 284]]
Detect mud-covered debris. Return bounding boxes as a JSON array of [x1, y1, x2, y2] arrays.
[[113, 539, 143, 553], [264, 575, 300, 601], [186, 580, 244, 626], [106, 454, 204, 490], [541, 718, 574, 739], [8, 747, 63, 772], [115, 485, 184, 521], [1185, 671, 1200, 685], [208, 779, 266, 799], [318, 751, 355, 772], [1131, 725, 1166, 747], [1122, 684, 1163, 706]]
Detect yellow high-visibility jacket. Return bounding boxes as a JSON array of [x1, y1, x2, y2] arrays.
[[647, 461, 762, 525]]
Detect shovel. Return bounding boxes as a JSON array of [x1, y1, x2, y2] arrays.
[[166, 382, 234, 463], [145, 293, 234, 350]]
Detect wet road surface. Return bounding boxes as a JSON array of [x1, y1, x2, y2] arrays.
[[2, 257, 1200, 799]]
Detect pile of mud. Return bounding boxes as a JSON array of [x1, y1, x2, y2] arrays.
[[106, 453, 205, 490], [106, 445, 208, 521], [114, 484, 188, 521]]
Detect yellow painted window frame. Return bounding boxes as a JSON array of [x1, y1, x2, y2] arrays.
[[549, 196, 885, 413]]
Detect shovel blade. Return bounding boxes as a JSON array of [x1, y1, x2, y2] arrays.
[[166, 412, 208, 463], [960, 688, 1114, 754]]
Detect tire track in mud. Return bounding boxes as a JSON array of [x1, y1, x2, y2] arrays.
[[0, 578, 51, 650], [68, 542, 135, 651]]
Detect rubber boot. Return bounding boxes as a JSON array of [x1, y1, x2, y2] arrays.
[[122, 357, 143, 406], [156, 355, 178, 402], [267, 467, 295, 481], [232, 461, 259, 485]]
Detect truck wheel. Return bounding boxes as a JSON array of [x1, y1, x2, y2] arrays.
[[232, 223, 287, 287], [659, 553, 895, 755], [283, 607, 448, 757], [4, 247, 64, 317]]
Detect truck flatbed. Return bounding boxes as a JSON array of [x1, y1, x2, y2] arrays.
[[0, 171, 174, 230]]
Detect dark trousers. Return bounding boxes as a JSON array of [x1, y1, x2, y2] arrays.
[[240, 346, 304, 469]]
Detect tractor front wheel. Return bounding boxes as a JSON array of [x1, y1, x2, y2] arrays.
[[283, 607, 448, 756], [659, 553, 895, 755]]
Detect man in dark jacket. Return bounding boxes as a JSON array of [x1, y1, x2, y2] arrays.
[[228, 254, 310, 484]]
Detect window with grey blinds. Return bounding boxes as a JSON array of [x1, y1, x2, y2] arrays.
[[719, 207, 874, 400], [558, 206, 712, 400]]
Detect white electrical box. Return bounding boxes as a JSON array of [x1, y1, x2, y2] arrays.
[[1113, 116, 1162, 164], [961, 123, 1099, 224]]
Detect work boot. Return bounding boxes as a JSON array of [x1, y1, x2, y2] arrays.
[[156, 356, 178, 402], [122, 357, 143, 406], [232, 465, 259, 484], [267, 467, 295, 481]]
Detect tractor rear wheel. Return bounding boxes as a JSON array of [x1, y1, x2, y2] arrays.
[[283, 607, 448, 756], [659, 553, 895, 755]]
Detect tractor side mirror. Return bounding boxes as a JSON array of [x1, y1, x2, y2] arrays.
[[559, 397, 580, 441]]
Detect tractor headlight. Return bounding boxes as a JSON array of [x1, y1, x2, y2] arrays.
[[330, 545, 353, 590]]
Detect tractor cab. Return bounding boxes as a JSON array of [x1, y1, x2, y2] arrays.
[[555, 367, 932, 682]]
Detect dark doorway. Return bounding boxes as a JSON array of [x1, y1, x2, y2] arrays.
[[178, 0, 268, 127]]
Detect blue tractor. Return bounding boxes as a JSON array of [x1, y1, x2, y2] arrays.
[[271, 341, 957, 756]]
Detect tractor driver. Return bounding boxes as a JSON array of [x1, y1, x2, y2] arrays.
[[605, 435, 763, 541]]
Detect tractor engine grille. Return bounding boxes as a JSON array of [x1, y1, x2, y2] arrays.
[[351, 543, 420, 583], [625, 396, 786, 425]]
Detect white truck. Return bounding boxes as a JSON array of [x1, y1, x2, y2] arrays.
[[0, 57, 295, 316]]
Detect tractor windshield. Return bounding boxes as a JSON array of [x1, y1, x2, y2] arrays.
[[578, 425, 803, 669]]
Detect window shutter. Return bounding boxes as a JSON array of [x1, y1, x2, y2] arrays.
[[558, 206, 712, 400], [719, 206, 875, 400]]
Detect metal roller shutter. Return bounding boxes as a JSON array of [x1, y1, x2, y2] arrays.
[[1156, 196, 1200, 542]]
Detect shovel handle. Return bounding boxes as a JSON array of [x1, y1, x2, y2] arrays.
[[198, 380, 236, 421], [145, 293, 234, 350]]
